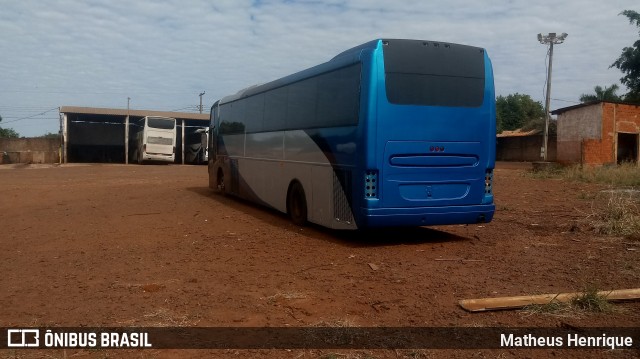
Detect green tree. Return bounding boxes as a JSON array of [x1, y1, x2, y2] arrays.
[[496, 93, 545, 133], [611, 10, 640, 103], [579, 84, 623, 102], [0, 115, 20, 138], [38, 132, 60, 139]]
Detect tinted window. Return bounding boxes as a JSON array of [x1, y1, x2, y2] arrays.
[[245, 94, 264, 132], [264, 87, 287, 132], [287, 77, 317, 128], [147, 117, 175, 129], [221, 63, 361, 133], [219, 103, 246, 135], [383, 39, 485, 107], [317, 65, 360, 127]]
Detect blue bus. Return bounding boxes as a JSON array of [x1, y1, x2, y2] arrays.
[[208, 39, 495, 230]]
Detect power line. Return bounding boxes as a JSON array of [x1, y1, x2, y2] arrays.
[[0, 106, 58, 110], [170, 105, 200, 112], [2, 107, 59, 124], [551, 98, 580, 104], [5, 117, 60, 125], [0, 89, 195, 95]]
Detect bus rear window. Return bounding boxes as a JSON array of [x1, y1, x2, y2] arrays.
[[147, 117, 175, 129], [382, 39, 485, 107]]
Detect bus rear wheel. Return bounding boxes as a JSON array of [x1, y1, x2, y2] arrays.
[[287, 182, 307, 226]]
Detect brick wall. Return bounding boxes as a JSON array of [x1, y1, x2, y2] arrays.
[[557, 103, 602, 164], [556, 102, 640, 165], [592, 102, 640, 165]]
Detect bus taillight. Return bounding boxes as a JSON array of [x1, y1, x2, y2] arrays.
[[365, 170, 378, 198], [485, 170, 493, 194]]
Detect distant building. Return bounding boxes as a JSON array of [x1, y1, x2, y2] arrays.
[[59, 106, 209, 164], [552, 101, 640, 166], [496, 128, 556, 162]]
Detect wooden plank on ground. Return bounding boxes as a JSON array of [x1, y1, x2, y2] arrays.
[[459, 288, 640, 312]]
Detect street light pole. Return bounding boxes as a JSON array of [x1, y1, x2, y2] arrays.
[[538, 32, 567, 162], [199, 91, 206, 114]]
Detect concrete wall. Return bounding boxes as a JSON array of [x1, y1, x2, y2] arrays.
[[557, 102, 640, 165], [0, 138, 61, 164], [556, 103, 602, 164], [496, 135, 557, 162]]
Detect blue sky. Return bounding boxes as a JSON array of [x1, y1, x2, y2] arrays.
[[0, 0, 638, 137]]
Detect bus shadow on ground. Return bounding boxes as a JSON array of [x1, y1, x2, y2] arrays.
[[186, 186, 473, 247], [330, 227, 471, 247]]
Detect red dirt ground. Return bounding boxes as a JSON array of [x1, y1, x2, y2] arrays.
[[0, 162, 638, 358]]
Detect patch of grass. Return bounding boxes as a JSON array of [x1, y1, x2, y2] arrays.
[[529, 162, 640, 187], [586, 191, 640, 236], [570, 286, 613, 313], [523, 298, 575, 318], [525, 164, 564, 179], [524, 286, 617, 316], [563, 163, 640, 187]]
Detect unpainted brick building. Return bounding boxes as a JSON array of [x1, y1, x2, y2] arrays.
[[553, 101, 640, 166]]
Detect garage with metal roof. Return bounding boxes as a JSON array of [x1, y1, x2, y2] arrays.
[[59, 106, 209, 164]]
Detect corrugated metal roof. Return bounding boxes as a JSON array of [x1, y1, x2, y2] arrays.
[[59, 106, 209, 121], [496, 128, 541, 137]]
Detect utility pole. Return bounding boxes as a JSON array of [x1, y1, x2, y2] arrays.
[[199, 91, 206, 114], [58, 107, 63, 164], [125, 97, 130, 164], [537, 32, 567, 162]]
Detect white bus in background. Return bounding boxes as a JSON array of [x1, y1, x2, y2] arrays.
[[132, 116, 176, 164], [186, 127, 209, 164]]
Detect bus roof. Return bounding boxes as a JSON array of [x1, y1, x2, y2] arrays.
[[218, 39, 381, 105], [217, 38, 486, 106]]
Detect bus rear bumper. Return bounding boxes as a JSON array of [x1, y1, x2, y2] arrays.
[[143, 153, 174, 162], [358, 204, 495, 228]]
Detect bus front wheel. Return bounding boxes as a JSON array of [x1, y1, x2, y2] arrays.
[[287, 182, 307, 226]]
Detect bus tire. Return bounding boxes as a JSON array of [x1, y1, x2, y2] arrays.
[[287, 181, 307, 226]]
